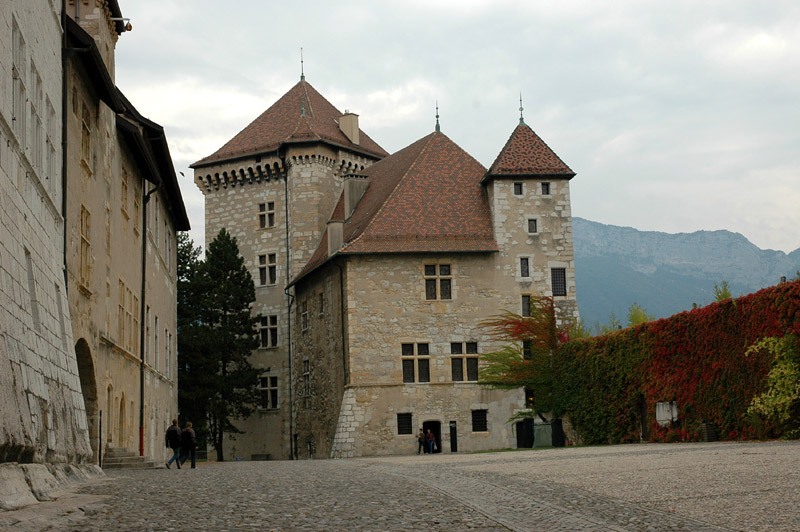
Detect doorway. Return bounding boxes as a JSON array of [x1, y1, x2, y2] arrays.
[[422, 420, 441, 453], [516, 418, 534, 448], [75, 339, 98, 461]]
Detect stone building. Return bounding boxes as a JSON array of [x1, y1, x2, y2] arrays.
[[64, 0, 189, 465], [0, 0, 91, 472], [194, 78, 578, 459]]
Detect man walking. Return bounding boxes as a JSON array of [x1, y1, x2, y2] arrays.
[[180, 421, 197, 469], [165, 419, 181, 469]]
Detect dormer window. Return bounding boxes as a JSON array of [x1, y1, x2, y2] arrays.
[[424, 264, 452, 300]]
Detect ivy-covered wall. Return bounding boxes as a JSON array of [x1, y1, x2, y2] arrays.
[[557, 280, 800, 444]]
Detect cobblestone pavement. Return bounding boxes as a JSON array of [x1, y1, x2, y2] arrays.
[[1, 440, 798, 531]]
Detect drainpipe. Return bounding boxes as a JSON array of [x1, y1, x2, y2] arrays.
[[139, 180, 160, 457], [282, 166, 295, 460]]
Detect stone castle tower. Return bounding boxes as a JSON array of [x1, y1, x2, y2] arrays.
[[191, 78, 387, 459]]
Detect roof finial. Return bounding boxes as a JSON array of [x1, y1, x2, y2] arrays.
[[519, 92, 525, 125], [300, 47, 305, 81], [435, 101, 440, 132]]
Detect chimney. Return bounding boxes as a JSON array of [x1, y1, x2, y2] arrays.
[[339, 112, 360, 145], [343, 174, 369, 219], [327, 221, 343, 257]]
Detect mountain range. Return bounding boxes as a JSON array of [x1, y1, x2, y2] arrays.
[[573, 217, 800, 328]]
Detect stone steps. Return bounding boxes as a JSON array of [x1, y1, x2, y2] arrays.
[[102, 447, 159, 470]]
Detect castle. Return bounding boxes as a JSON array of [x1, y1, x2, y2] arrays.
[[193, 77, 578, 459]]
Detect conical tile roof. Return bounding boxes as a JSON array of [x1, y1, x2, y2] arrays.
[[483, 122, 574, 182], [192, 80, 387, 167]]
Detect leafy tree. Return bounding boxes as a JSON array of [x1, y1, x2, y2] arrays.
[[627, 302, 655, 327], [746, 335, 800, 438], [479, 297, 572, 422], [595, 312, 622, 335], [177, 229, 260, 461], [713, 280, 732, 302]]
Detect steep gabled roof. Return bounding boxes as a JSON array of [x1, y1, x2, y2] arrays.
[[482, 122, 575, 183], [292, 131, 497, 285], [191, 80, 387, 167]]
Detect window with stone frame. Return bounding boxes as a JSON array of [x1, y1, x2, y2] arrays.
[[424, 264, 452, 300], [541, 182, 551, 195], [526, 218, 538, 235], [259, 375, 279, 409], [301, 300, 309, 331], [258, 202, 276, 229], [397, 413, 413, 435], [521, 294, 531, 317], [79, 206, 91, 288], [551, 268, 567, 297], [401, 343, 430, 383], [121, 166, 129, 218], [81, 104, 92, 172], [513, 182, 524, 196], [258, 254, 277, 286], [451, 342, 479, 382], [520, 257, 530, 278], [472, 409, 488, 432], [318, 291, 325, 316], [259, 315, 278, 348]]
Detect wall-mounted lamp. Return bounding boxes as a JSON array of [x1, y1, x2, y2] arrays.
[[110, 17, 133, 32]]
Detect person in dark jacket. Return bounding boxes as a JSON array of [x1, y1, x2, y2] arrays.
[[165, 419, 182, 469], [417, 428, 426, 454], [179, 421, 197, 469]]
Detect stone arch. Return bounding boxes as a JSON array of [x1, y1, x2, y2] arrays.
[[105, 384, 113, 447], [75, 339, 99, 461]]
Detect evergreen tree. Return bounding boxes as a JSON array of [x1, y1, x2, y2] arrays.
[[713, 280, 732, 302], [177, 232, 212, 447], [627, 302, 655, 327], [201, 229, 260, 462]]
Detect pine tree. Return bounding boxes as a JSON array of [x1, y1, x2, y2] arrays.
[[178, 229, 260, 461]]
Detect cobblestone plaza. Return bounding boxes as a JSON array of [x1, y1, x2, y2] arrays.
[[2, 441, 798, 531]]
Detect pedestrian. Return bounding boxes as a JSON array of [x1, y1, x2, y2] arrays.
[[179, 421, 197, 469], [417, 428, 426, 454], [426, 428, 436, 454], [164, 419, 181, 469]]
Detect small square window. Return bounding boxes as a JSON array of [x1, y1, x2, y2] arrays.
[[401, 343, 414, 357], [397, 413, 413, 435], [513, 182, 523, 196], [541, 182, 550, 195], [424, 265, 437, 276], [520, 258, 530, 278], [450, 342, 463, 355], [527, 218, 538, 234], [472, 409, 488, 432]]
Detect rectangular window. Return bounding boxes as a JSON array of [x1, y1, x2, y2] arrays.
[[258, 202, 276, 228], [318, 292, 325, 315], [258, 255, 267, 285], [424, 264, 452, 300], [80, 206, 91, 287], [81, 104, 91, 169], [513, 182, 523, 196], [451, 342, 479, 382], [520, 257, 530, 278], [260, 315, 278, 348], [522, 340, 533, 360], [527, 218, 538, 235], [397, 413, 413, 435], [268, 253, 277, 285], [521, 295, 531, 317], [259, 375, 279, 409], [301, 300, 309, 331], [401, 342, 430, 383], [302, 360, 310, 396], [551, 268, 567, 297], [541, 182, 550, 195], [121, 167, 129, 218], [472, 409, 488, 432]]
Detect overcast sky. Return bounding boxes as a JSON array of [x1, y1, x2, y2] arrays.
[[114, 0, 800, 253]]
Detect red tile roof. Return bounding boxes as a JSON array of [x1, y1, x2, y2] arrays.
[[483, 122, 575, 182], [292, 132, 498, 284], [191, 80, 387, 167]]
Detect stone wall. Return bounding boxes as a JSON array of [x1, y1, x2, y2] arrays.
[[0, 0, 92, 466]]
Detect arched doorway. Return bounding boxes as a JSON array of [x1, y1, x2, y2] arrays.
[[75, 339, 98, 461], [118, 392, 127, 448], [106, 385, 113, 448], [422, 420, 442, 453]]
